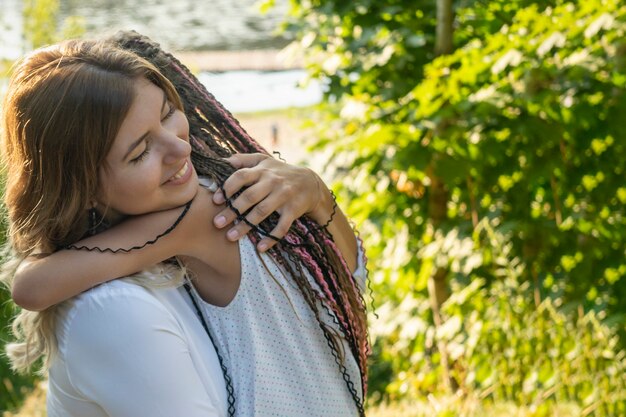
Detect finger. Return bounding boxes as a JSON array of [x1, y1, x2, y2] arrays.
[[225, 153, 269, 169], [213, 173, 274, 228], [256, 215, 294, 252], [267, 214, 294, 241], [237, 191, 289, 230], [256, 237, 276, 252], [226, 220, 253, 242], [215, 154, 273, 205], [220, 167, 264, 201], [217, 185, 272, 236], [230, 184, 273, 220], [213, 189, 226, 205], [214, 185, 265, 229], [213, 207, 236, 228], [224, 191, 290, 242]]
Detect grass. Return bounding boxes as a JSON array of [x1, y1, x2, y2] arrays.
[[4, 382, 582, 417], [2, 381, 46, 417], [367, 397, 581, 417]]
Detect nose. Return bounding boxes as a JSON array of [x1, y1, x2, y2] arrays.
[[161, 130, 191, 165], [159, 110, 191, 164]]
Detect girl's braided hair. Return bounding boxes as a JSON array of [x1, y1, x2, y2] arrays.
[[107, 31, 370, 411]]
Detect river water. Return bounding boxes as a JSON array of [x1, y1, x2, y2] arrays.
[[1, 0, 289, 55], [58, 0, 291, 51], [0, 0, 321, 112]]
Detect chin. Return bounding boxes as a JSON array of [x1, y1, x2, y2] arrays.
[[167, 177, 200, 209]]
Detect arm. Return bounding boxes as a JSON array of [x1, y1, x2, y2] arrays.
[[63, 290, 225, 416], [212, 153, 358, 272], [12, 185, 217, 311]]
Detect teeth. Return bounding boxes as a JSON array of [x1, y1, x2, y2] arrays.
[[171, 162, 188, 180]]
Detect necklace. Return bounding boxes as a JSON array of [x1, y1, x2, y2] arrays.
[[64, 199, 192, 253]]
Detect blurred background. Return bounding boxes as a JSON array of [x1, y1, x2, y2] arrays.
[[1, 0, 626, 416]]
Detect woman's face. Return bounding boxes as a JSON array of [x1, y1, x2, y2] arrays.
[[97, 77, 198, 220]]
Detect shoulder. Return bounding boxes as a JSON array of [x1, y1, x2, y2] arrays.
[[56, 280, 179, 357], [62, 280, 166, 323], [51, 280, 229, 415]]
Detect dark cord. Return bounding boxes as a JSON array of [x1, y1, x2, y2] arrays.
[[184, 282, 236, 417], [272, 150, 286, 162], [319, 190, 338, 230], [63, 199, 193, 253]]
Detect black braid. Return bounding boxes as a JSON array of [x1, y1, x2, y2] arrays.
[[212, 174, 367, 390], [292, 218, 365, 382], [184, 283, 236, 417], [283, 250, 365, 416]]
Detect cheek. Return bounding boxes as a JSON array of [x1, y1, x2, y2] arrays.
[[98, 161, 164, 211]]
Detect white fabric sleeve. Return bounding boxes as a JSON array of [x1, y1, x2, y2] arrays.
[[352, 237, 367, 291], [64, 291, 223, 417]]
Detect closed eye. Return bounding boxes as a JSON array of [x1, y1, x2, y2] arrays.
[[130, 139, 151, 164], [162, 103, 176, 121]]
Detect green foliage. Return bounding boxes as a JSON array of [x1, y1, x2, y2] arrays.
[[286, 0, 626, 310], [281, 0, 626, 411], [0, 290, 37, 413], [406, 0, 626, 313], [23, 0, 60, 48], [0, 180, 37, 413], [368, 398, 581, 417], [370, 223, 626, 414], [23, 0, 85, 49]]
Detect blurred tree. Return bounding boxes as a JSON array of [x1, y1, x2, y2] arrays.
[[276, 0, 626, 405], [23, 0, 85, 49], [23, 0, 60, 48]]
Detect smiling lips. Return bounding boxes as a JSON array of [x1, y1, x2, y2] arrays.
[[166, 160, 192, 185]]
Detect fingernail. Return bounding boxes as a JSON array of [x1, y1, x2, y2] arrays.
[[227, 229, 239, 240], [215, 216, 226, 227], [258, 242, 268, 252], [213, 192, 225, 204]]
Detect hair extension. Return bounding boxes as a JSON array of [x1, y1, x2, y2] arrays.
[[108, 31, 371, 407]]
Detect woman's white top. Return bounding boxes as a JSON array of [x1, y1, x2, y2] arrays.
[[47, 224, 366, 417], [193, 236, 367, 417], [47, 281, 229, 417]]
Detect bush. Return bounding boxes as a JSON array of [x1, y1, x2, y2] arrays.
[[369, 223, 626, 415], [0, 292, 38, 413]]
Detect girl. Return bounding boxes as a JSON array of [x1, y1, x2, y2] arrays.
[[2, 32, 370, 416]]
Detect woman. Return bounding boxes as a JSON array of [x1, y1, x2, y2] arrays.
[[2, 32, 369, 416]]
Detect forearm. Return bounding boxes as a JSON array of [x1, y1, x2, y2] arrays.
[[12, 206, 193, 311], [308, 177, 358, 273]]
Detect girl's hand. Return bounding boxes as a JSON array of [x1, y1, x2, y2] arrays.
[[212, 153, 332, 252]]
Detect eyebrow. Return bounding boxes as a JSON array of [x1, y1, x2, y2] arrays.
[[122, 92, 168, 161]]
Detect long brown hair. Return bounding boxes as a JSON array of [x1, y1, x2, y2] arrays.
[[0, 39, 184, 372], [1, 39, 182, 255]]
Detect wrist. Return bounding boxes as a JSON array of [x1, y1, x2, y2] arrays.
[[307, 174, 335, 226]]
